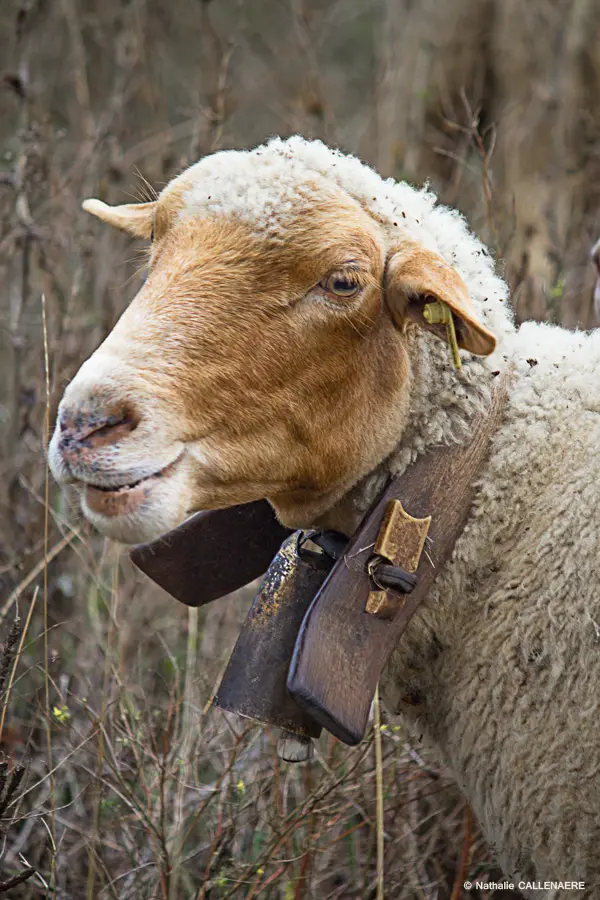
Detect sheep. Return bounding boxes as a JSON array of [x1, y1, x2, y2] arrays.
[[49, 136, 600, 899]]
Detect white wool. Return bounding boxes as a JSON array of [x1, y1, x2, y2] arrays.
[[382, 316, 600, 899]]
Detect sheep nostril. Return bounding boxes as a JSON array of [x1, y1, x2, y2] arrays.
[[83, 416, 137, 449], [58, 406, 139, 454]]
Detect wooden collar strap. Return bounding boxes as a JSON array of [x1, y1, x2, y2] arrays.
[[287, 369, 511, 745], [131, 369, 511, 758]]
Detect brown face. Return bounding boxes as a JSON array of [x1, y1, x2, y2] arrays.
[[49, 165, 494, 544]]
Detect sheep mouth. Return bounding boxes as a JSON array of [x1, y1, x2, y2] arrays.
[[82, 456, 183, 519], [88, 476, 148, 493]]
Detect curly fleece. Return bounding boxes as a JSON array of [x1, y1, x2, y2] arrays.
[[175, 138, 599, 897]]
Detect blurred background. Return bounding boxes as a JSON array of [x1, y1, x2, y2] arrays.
[[1, 1, 599, 897]]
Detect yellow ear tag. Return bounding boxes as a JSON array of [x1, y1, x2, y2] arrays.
[[423, 300, 462, 370]]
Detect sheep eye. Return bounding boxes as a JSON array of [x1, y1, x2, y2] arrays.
[[320, 273, 360, 298]]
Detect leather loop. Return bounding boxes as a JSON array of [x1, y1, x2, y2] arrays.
[[370, 561, 417, 594], [297, 530, 349, 570]]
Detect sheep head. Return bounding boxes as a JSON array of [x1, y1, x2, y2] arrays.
[[49, 141, 497, 543]]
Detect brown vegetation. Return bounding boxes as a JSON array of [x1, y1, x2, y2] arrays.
[[0, 0, 598, 896]]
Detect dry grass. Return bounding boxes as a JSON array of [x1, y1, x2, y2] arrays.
[[1, 0, 600, 896], [0, 556, 510, 898]]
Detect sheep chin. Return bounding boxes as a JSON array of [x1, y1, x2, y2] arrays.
[[80, 462, 190, 545]]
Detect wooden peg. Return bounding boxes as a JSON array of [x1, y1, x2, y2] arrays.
[[366, 500, 431, 619]]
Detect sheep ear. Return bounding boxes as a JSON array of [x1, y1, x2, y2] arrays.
[[385, 241, 496, 356], [82, 199, 156, 239]]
